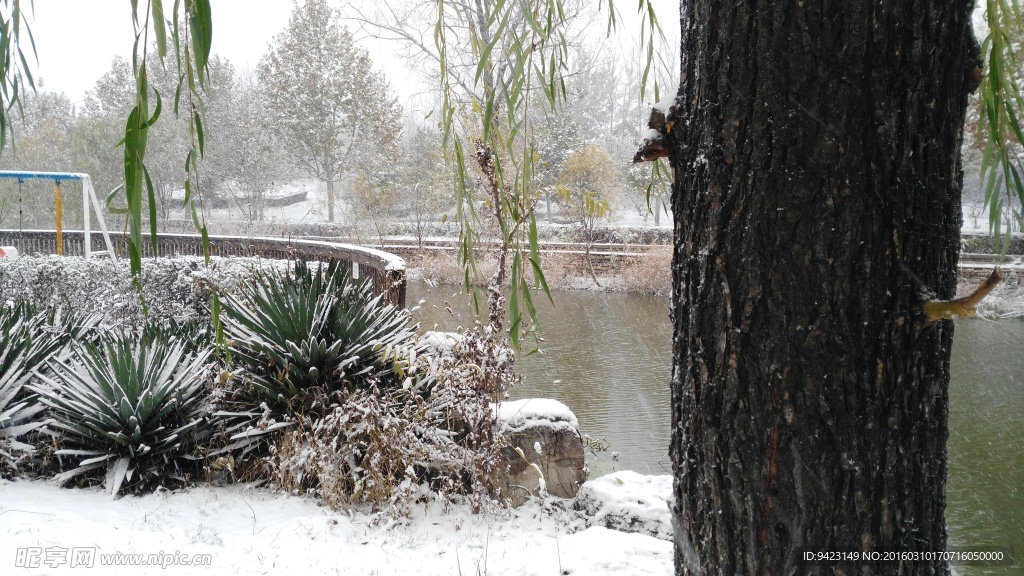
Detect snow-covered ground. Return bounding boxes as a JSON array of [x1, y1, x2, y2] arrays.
[[0, 477, 673, 576], [170, 179, 327, 228]]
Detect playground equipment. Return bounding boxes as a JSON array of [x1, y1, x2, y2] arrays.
[[0, 171, 115, 259]]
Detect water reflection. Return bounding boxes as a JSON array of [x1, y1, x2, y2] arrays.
[[409, 282, 673, 475], [948, 321, 1024, 575], [408, 281, 1023, 572]]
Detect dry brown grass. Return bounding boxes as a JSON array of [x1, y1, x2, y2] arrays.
[[613, 245, 672, 295], [409, 250, 499, 287], [405, 245, 672, 295]]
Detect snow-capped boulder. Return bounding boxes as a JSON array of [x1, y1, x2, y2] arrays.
[[492, 398, 585, 506], [576, 471, 674, 541], [419, 330, 462, 354]]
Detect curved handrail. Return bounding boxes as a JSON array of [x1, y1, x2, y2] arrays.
[[0, 229, 407, 308]]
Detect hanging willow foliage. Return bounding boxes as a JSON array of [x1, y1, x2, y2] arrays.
[[978, 0, 1024, 253], [0, 0, 35, 154], [121, 1, 216, 330], [0, 0, 217, 334], [432, 0, 667, 349]]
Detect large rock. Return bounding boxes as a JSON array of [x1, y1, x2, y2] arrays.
[[576, 471, 674, 541], [492, 398, 585, 506]]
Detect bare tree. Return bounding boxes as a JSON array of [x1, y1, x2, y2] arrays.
[[399, 123, 452, 248]]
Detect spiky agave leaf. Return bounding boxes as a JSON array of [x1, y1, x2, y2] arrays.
[[331, 288, 419, 383], [0, 302, 71, 473], [33, 328, 214, 495], [0, 302, 103, 383], [222, 262, 341, 406], [0, 327, 49, 474], [140, 318, 213, 357], [0, 303, 35, 377], [222, 259, 426, 417]]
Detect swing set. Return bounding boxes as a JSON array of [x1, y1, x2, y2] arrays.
[[0, 171, 115, 259]]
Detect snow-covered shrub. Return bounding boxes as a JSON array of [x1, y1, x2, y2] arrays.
[[32, 325, 217, 495], [222, 259, 423, 417], [0, 255, 290, 330], [261, 326, 519, 515]]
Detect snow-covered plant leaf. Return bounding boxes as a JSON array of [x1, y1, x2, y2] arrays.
[[33, 324, 215, 495], [106, 457, 131, 496], [0, 302, 89, 473], [222, 259, 424, 417]]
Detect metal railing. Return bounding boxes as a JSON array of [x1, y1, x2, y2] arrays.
[[0, 230, 407, 308]]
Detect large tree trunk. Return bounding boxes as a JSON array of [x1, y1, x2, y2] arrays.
[[667, 2, 978, 574]]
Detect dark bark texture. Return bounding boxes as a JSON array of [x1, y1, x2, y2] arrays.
[[668, 2, 977, 575]]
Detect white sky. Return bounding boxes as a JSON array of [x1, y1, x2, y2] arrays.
[[26, 0, 414, 104], [25, 0, 680, 108]]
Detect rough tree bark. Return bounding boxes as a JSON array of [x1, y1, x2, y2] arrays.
[[665, 1, 978, 574]]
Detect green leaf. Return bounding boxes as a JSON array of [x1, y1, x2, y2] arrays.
[[483, 94, 495, 141], [509, 253, 521, 349], [152, 0, 168, 58], [188, 0, 213, 85], [144, 165, 158, 256], [193, 109, 205, 157]]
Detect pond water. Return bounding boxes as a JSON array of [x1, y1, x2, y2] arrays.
[[408, 281, 1023, 573]]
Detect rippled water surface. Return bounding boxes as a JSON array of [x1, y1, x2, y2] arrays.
[[408, 281, 1023, 572]]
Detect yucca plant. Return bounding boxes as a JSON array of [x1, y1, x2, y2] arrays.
[[139, 318, 213, 356], [33, 328, 214, 495], [1, 302, 103, 385], [0, 302, 94, 474], [0, 314, 49, 474], [222, 260, 423, 416]]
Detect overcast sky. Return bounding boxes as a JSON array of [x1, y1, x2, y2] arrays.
[[26, 0, 425, 104], [25, 0, 679, 108]]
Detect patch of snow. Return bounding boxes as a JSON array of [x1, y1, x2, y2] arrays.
[[419, 331, 463, 353], [576, 471, 674, 542], [640, 127, 662, 142], [494, 398, 579, 433], [0, 479, 672, 575], [652, 96, 676, 116]]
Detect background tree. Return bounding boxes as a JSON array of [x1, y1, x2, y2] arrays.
[[352, 164, 399, 248], [561, 48, 673, 225], [76, 57, 136, 213], [397, 123, 453, 249], [76, 53, 235, 229], [258, 0, 401, 224], [146, 53, 237, 223], [215, 69, 291, 229], [0, 90, 80, 229], [556, 143, 619, 284], [651, 1, 979, 573]]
